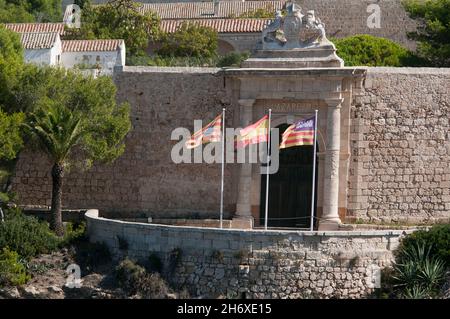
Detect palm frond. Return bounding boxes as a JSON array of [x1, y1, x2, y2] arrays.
[[26, 104, 84, 164]]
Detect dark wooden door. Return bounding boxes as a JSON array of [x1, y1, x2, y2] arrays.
[[260, 124, 318, 228]]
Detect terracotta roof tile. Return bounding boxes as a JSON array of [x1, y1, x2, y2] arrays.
[[4, 23, 65, 35], [160, 18, 270, 33], [62, 1, 284, 21], [139, 1, 285, 19], [61, 39, 124, 52], [20, 32, 59, 49]]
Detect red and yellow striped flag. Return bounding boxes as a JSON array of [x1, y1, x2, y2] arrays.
[[185, 113, 222, 149], [280, 116, 315, 149], [236, 115, 269, 149]]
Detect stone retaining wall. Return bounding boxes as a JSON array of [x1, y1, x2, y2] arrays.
[[86, 209, 414, 298]]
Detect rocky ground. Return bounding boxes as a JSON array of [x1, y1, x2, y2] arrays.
[[1, 246, 448, 299], [0, 248, 126, 299]]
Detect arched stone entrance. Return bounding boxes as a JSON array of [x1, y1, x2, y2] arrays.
[[260, 123, 318, 228]]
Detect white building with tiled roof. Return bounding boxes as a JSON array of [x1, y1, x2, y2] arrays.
[[19, 32, 62, 66], [4, 23, 125, 75], [61, 39, 126, 76]]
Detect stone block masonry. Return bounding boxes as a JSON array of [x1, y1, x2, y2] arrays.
[[348, 68, 450, 223], [86, 209, 414, 298], [9, 67, 450, 224]]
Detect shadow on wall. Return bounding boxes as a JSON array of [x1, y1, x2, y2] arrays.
[[218, 39, 235, 55]]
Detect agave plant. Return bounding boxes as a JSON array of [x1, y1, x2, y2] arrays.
[[392, 242, 447, 298], [392, 259, 421, 289], [402, 285, 430, 299], [419, 257, 446, 290]]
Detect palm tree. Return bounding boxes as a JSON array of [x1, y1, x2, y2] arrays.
[[25, 104, 83, 236]]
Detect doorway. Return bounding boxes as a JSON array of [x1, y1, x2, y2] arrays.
[[260, 123, 318, 228]]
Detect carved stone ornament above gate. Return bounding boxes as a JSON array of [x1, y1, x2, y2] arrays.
[[262, 2, 331, 50]]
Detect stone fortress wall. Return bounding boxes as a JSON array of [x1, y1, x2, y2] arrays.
[[11, 67, 237, 218], [347, 68, 450, 224], [11, 66, 450, 224], [86, 209, 412, 298]]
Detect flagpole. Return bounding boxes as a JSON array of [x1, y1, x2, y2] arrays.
[[264, 109, 272, 230], [220, 108, 225, 229], [310, 109, 318, 231]]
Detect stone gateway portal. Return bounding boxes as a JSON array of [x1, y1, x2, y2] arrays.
[[260, 123, 318, 229]]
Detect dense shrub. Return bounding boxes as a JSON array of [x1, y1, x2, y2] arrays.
[[400, 224, 450, 267], [334, 35, 426, 66], [116, 258, 170, 298], [0, 210, 59, 260], [126, 54, 219, 67], [0, 247, 30, 287], [59, 222, 87, 247], [157, 22, 218, 59], [127, 51, 250, 68], [217, 51, 251, 67]]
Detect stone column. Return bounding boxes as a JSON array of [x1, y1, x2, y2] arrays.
[[233, 99, 255, 229], [319, 98, 344, 231]]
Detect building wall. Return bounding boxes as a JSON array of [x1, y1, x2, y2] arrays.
[[61, 50, 123, 75], [10, 67, 450, 224], [86, 209, 411, 298], [24, 48, 54, 65], [347, 68, 450, 224], [23, 37, 62, 66], [219, 33, 261, 53]]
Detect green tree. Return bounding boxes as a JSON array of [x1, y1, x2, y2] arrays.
[[0, 109, 24, 161], [0, 0, 34, 23], [0, 26, 25, 197], [64, 0, 160, 56], [0, 25, 24, 109], [403, 0, 450, 66], [24, 67, 130, 236], [334, 34, 425, 66], [157, 22, 218, 59], [0, 0, 61, 22]]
